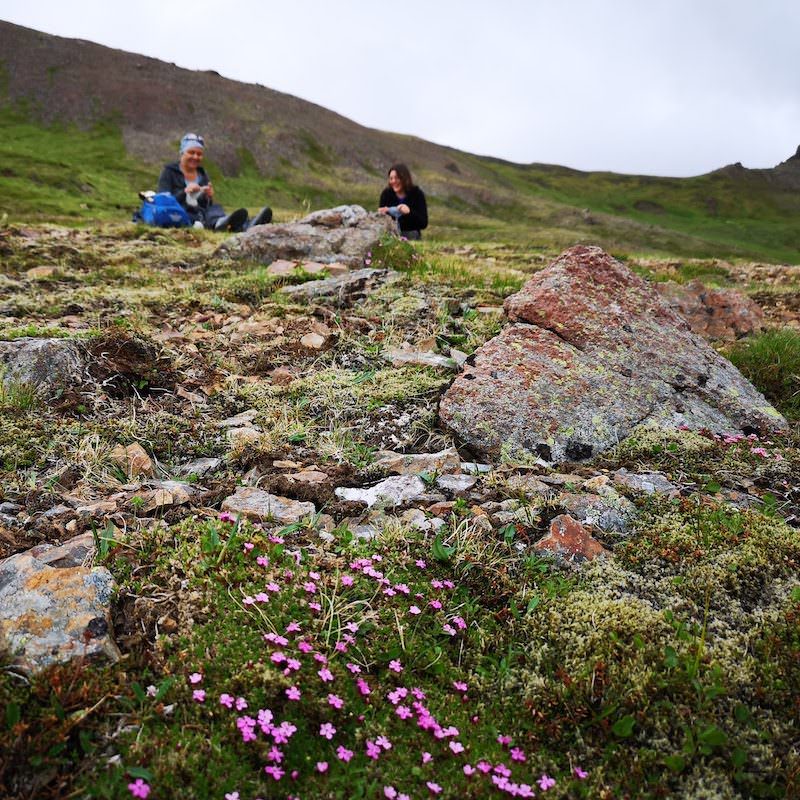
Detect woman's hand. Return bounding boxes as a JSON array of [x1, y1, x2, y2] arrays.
[[398, 204, 410, 215], [185, 182, 202, 194], [378, 206, 389, 214], [203, 183, 214, 199]]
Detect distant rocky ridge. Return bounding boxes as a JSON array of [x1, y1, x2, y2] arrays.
[[2, 18, 800, 205]]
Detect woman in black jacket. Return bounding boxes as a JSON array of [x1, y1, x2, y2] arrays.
[[378, 163, 428, 240], [157, 133, 271, 232]]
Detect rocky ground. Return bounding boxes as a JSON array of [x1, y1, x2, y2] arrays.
[[0, 216, 798, 799]]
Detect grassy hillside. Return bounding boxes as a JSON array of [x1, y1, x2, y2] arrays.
[[1, 19, 799, 262], [2, 103, 799, 263]]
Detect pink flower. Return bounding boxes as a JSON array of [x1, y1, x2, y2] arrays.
[[243, 541, 254, 551], [219, 511, 236, 522], [318, 667, 334, 682], [319, 722, 337, 740], [409, 605, 422, 615], [336, 745, 354, 762], [510, 747, 526, 762], [346, 662, 362, 674], [422, 752, 433, 764], [464, 764, 475, 776], [188, 672, 203, 684], [192, 689, 206, 703], [384, 788, 397, 799], [285, 686, 301, 701], [449, 741, 465, 754], [303, 581, 317, 593], [395, 705, 413, 719], [376, 735, 392, 750], [574, 766, 588, 779], [256, 555, 269, 566], [442, 624, 456, 636], [453, 681, 468, 692], [286, 621, 301, 633], [415, 559, 426, 568], [389, 659, 403, 673], [235, 696, 248, 711], [219, 693, 234, 708], [366, 740, 381, 759], [316, 761, 328, 773], [497, 734, 512, 746], [356, 678, 371, 696], [426, 782, 442, 794], [430, 599, 443, 610], [264, 765, 284, 780], [327, 693, 344, 709], [477, 761, 492, 773], [298, 640, 314, 653], [255, 592, 269, 603], [538, 774, 556, 791], [225, 792, 240, 800], [309, 602, 322, 612], [127, 779, 150, 798], [341, 574, 354, 586], [267, 746, 283, 763]]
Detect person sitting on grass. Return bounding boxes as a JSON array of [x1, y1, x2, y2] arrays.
[[378, 163, 428, 240], [157, 132, 272, 232]]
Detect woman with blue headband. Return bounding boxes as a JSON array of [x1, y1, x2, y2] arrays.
[[157, 133, 272, 232]]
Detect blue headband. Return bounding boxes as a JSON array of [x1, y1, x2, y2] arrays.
[[180, 133, 205, 154]]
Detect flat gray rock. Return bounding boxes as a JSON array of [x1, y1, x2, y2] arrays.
[[280, 268, 399, 306]]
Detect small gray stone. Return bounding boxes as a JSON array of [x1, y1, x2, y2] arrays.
[[221, 488, 316, 524], [176, 457, 222, 478], [613, 468, 678, 495], [334, 475, 426, 508], [374, 448, 461, 476], [435, 474, 478, 494], [381, 347, 458, 370], [559, 492, 635, 534]]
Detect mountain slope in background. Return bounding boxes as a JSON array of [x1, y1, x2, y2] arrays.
[[1, 20, 799, 261]]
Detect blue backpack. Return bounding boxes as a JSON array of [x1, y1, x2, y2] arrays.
[[135, 192, 191, 228]]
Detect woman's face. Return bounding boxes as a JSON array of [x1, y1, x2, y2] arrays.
[[181, 147, 204, 171], [388, 170, 404, 194]]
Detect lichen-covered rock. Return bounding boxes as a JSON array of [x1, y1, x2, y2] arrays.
[[216, 205, 395, 267], [439, 246, 787, 464], [221, 488, 316, 524], [0, 536, 119, 673], [0, 337, 86, 393], [655, 280, 764, 341]]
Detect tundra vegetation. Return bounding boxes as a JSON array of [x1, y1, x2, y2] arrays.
[[0, 115, 799, 800]]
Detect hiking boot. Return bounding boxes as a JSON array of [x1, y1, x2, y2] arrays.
[[251, 206, 273, 227], [214, 208, 248, 232]]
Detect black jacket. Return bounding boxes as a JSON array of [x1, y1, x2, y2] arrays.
[[157, 162, 211, 210], [379, 185, 428, 233]]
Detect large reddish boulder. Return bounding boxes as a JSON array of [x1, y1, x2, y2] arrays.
[[439, 246, 786, 464], [655, 280, 764, 341]]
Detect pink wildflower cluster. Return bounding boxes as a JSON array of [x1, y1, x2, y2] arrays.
[[179, 542, 591, 798]]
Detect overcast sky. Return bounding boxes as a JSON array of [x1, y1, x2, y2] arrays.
[[2, 0, 798, 176]]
